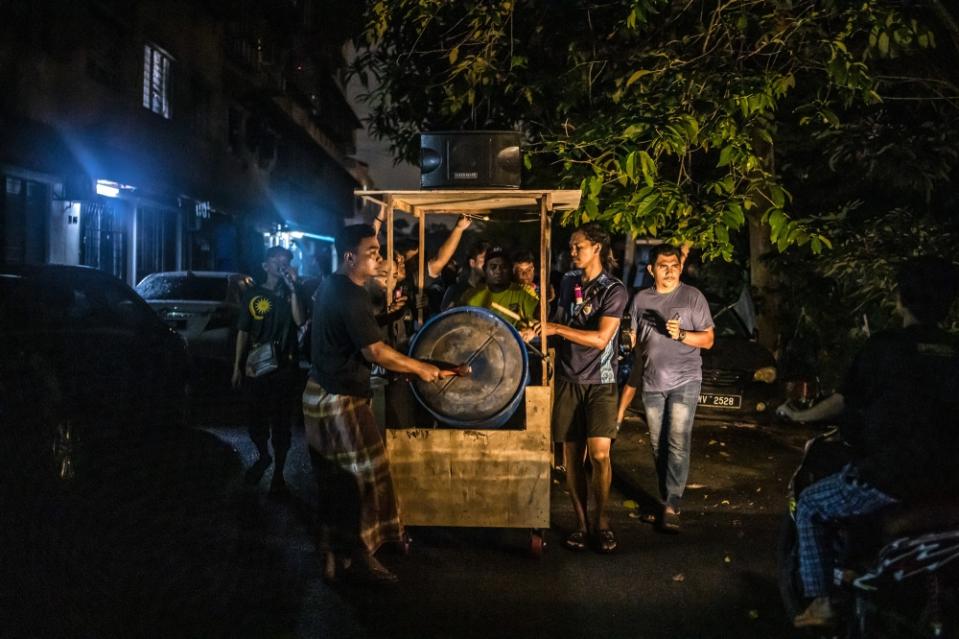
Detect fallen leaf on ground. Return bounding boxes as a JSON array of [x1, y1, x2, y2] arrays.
[[718, 451, 730, 458], [721, 499, 731, 505], [672, 573, 685, 582], [628, 512, 640, 519], [687, 483, 706, 489], [724, 555, 732, 564], [748, 610, 759, 620], [755, 487, 762, 493], [623, 499, 638, 509], [708, 439, 718, 446]]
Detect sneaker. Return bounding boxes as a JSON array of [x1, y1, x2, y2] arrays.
[[244, 455, 273, 485], [793, 597, 836, 628]]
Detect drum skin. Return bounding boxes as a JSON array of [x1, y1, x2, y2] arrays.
[[408, 307, 529, 428]]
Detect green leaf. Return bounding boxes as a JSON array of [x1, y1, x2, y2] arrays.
[[626, 69, 652, 88], [523, 154, 532, 171], [770, 185, 786, 208], [877, 32, 890, 56], [718, 146, 733, 167], [636, 193, 660, 217], [449, 47, 459, 65], [625, 151, 637, 181], [639, 151, 656, 187], [727, 202, 745, 226], [589, 175, 603, 198]]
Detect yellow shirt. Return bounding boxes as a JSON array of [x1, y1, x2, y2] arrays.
[[461, 284, 540, 327]]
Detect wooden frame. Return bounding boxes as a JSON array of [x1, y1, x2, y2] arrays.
[[356, 189, 580, 538]]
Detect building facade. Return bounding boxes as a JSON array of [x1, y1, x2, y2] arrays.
[[0, 0, 367, 285]]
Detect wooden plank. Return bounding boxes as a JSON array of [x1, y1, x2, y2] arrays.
[[356, 189, 581, 215], [539, 193, 552, 385], [386, 388, 552, 529], [388, 428, 550, 528], [385, 196, 395, 303], [417, 206, 425, 326]]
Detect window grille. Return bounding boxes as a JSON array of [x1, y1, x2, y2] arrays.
[[142, 43, 173, 119]]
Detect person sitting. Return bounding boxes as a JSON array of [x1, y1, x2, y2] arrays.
[[779, 256, 959, 628], [459, 247, 539, 329]]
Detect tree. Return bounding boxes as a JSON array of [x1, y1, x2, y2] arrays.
[[354, 0, 959, 365]]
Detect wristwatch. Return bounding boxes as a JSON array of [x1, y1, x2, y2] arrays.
[[677, 329, 687, 342]]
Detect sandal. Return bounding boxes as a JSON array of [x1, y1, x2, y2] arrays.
[[660, 508, 681, 534], [594, 529, 618, 554], [563, 530, 588, 551]]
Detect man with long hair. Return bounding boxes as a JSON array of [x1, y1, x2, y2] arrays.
[[533, 223, 627, 553]]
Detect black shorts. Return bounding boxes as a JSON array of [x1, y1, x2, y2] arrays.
[[552, 380, 619, 442]]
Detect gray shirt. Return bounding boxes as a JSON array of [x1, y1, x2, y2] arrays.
[[629, 283, 713, 392]]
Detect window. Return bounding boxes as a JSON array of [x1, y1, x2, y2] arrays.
[[142, 43, 173, 119]]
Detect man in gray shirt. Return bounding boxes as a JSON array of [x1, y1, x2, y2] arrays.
[[617, 244, 714, 532]]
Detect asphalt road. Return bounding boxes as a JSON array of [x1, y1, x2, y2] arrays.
[[3, 394, 819, 639], [195, 411, 818, 639]]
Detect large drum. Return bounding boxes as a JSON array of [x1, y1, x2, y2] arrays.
[[408, 307, 529, 428]]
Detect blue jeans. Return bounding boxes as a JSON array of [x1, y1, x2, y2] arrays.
[[642, 380, 701, 511], [796, 463, 897, 598]]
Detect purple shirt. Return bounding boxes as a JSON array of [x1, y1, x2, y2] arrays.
[[630, 283, 713, 392]]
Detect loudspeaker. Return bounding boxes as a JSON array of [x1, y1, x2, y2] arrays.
[[419, 131, 521, 189]]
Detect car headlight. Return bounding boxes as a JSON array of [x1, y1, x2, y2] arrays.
[[753, 366, 777, 383]]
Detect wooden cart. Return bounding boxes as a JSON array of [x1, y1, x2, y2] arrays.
[[356, 189, 581, 556]]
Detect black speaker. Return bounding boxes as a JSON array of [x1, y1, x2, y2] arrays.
[[419, 131, 521, 189]]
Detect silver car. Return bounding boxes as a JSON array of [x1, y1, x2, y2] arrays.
[[136, 271, 253, 367]]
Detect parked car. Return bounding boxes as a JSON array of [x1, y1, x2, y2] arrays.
[[624, 292, 780, 424], [0, 264, 244, 636], [1, 264, 194, 439], [135, 270, 253, 368]]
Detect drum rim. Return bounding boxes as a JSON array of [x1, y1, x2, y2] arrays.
[[407, 305, 529, 428]]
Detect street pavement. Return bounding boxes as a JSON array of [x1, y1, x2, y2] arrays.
[[192, 408, 820, 639], [4, 394, 820, 639]]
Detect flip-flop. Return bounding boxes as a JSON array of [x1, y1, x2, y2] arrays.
[[594, 529, 618, 553], [563, 530, 588, 551]]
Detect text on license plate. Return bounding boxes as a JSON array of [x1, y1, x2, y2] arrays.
[[698, 393, 742, 409]]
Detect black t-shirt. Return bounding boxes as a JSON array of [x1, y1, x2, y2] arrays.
[[310, 274, 384, 397], [553, 270, 628, 384], [237, 282, 299, 368], [840, 325, 959, 498]]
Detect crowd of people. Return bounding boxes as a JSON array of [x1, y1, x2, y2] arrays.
[[229, 217, 718, 583], [230, 215, 958, 614]]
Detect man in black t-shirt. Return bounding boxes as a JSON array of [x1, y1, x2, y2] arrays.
[[781, 257, 959, 628], [232, 245, 304, 498], [304, 224, 453, 585]]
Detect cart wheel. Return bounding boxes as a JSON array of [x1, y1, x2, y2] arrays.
[[529, 529, 545, 558]]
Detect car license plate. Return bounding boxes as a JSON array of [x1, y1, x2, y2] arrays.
[[699, 393, 742, 409]]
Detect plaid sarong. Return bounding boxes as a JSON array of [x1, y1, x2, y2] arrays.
[[302, 379, 404, 555]]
